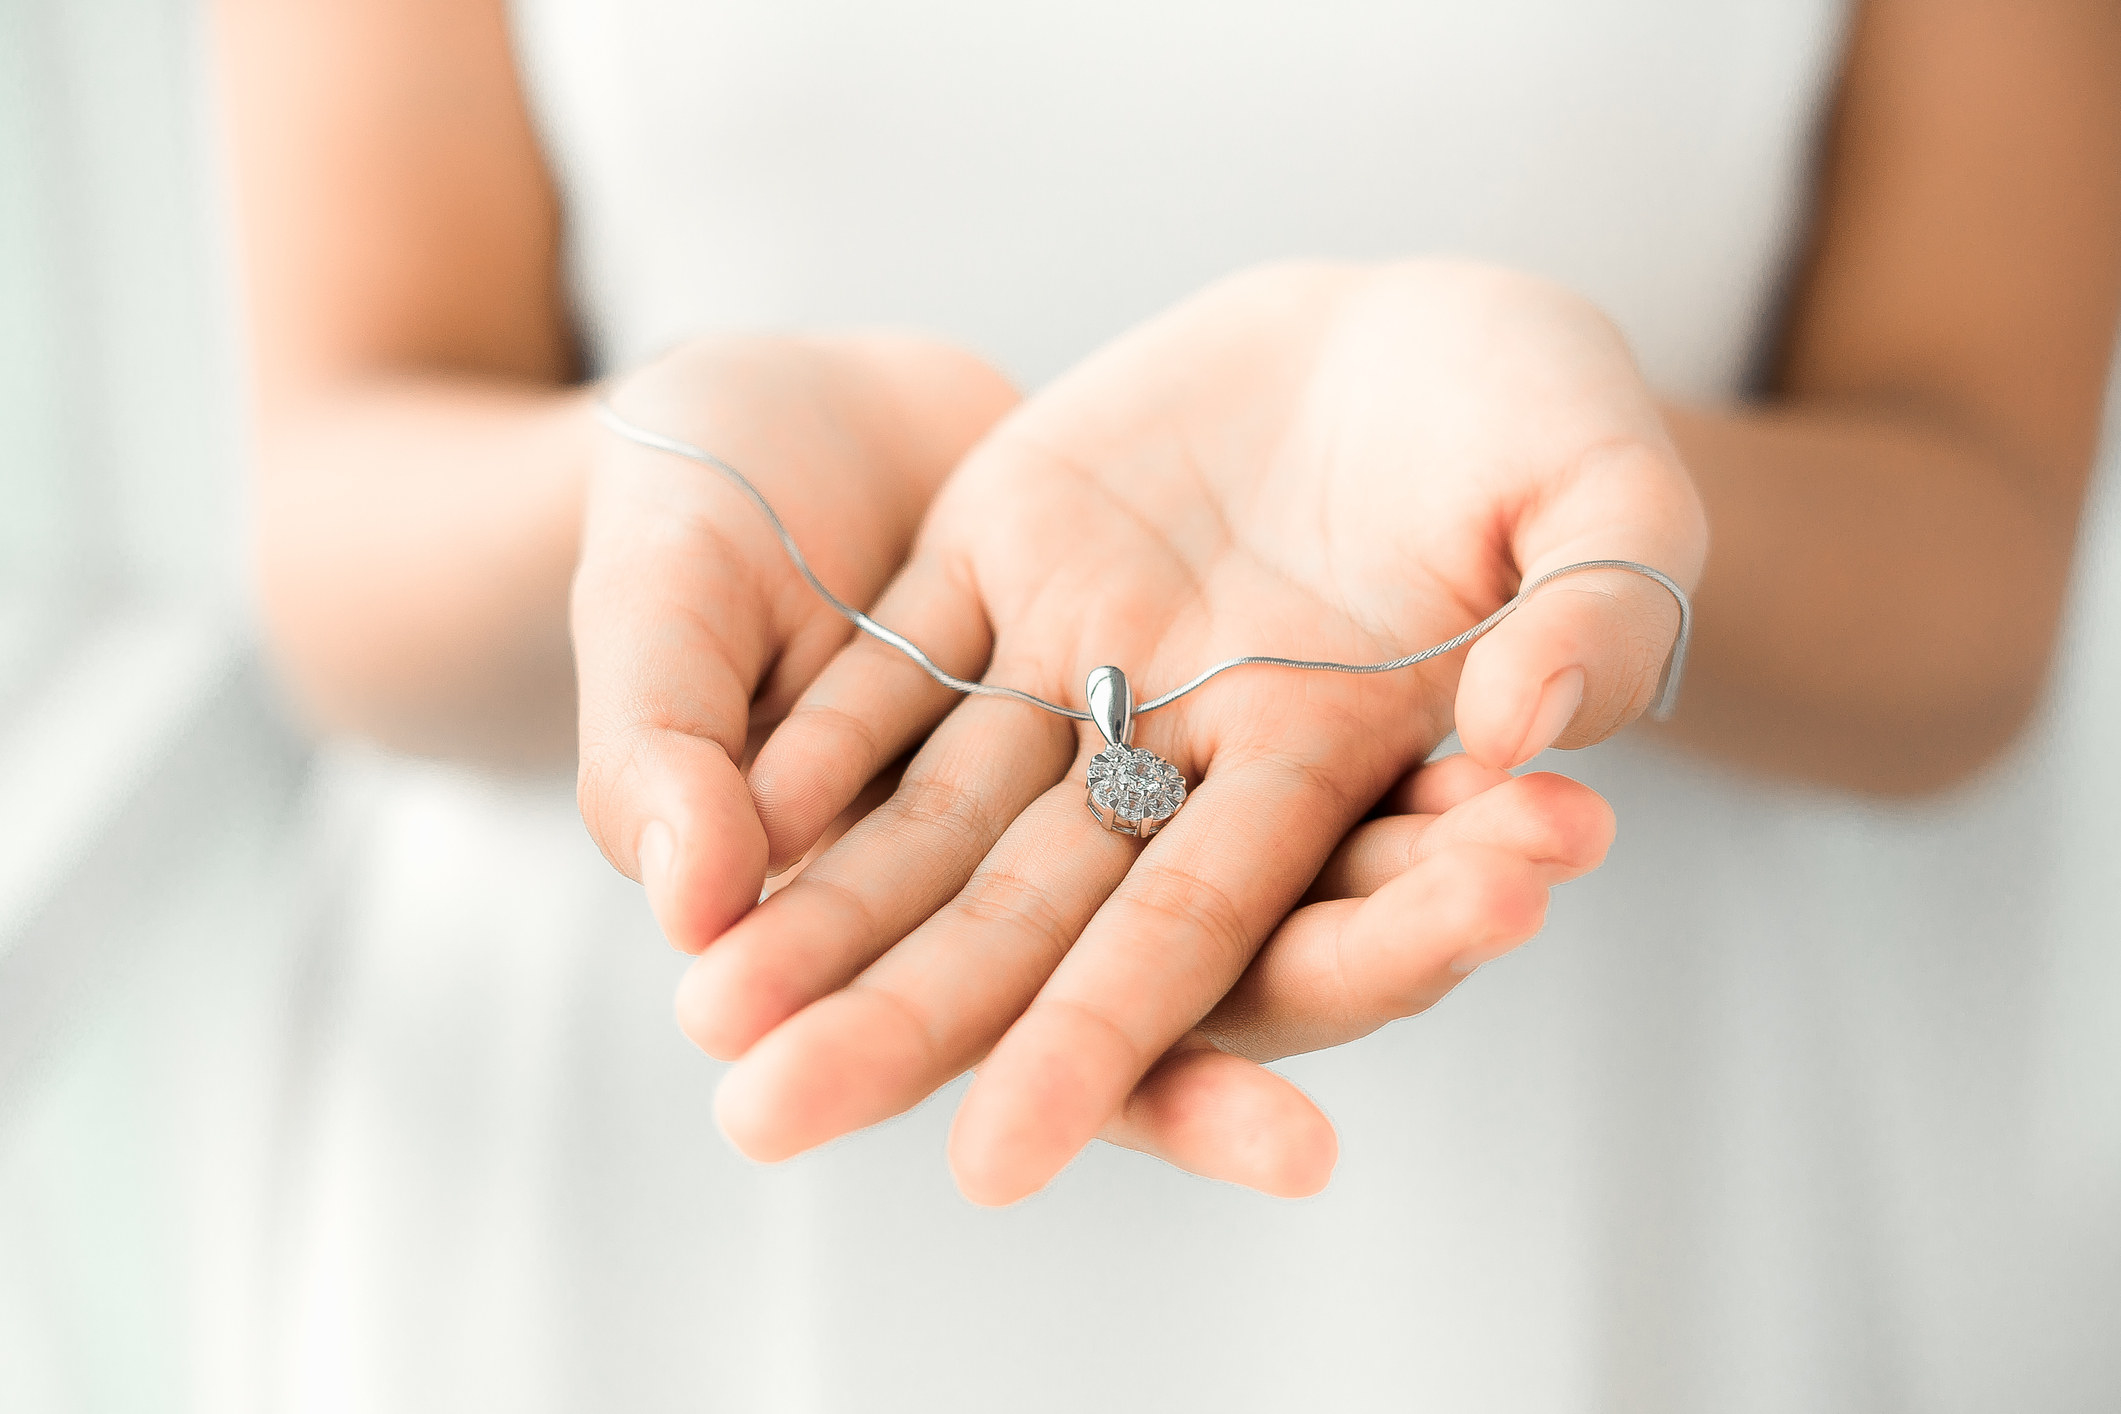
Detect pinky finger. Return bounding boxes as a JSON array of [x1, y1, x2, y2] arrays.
[[1203, 844, 1552, 1063], [1097, 1041, 1338, 1198], [1107, 845, 1558, 1188]]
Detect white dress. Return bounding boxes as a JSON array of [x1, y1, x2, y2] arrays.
[[275, 3, 2121, 1409]]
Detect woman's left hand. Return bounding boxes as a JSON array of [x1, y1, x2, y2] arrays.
[[1091, 751, 1612, 1194], [679, 260, 1705, 1202]]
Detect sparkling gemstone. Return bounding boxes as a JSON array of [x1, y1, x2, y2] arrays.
[[1085, 744, 1187, 837]]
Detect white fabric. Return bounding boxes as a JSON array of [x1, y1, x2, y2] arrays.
[[274, 3, 2121, 1409], [520, 0, 1835, 400]]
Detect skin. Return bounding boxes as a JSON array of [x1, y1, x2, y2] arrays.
[[699, 261, 1705, 1203], [216, 0, 2121, 1198]]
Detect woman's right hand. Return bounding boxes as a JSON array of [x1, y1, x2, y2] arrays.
[[573, 335, 1017, 951], [684, 263, 1700, 1205]]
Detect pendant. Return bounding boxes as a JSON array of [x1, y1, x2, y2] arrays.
[[1083, 665, 1187, 838]]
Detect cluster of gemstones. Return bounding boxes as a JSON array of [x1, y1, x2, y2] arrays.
[[1085, 744, 1187, 837]]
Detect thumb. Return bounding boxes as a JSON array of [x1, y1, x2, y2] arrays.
[[572, 419, 774, 953], [1454, 439, 1705, 769]]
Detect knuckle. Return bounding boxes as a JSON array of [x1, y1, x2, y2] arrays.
[[1255, 745, 1369, 825], [952, 866, 1077, 966], [844, 978, 945, 1072], [885, 768, 997, 859], [789, 870, 885, 958], [1121, 868, 1258, 976], [781, 697, 889, 772], [1033, 994, 1149, 1075]]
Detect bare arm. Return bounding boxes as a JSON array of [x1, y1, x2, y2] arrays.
[[219, 0, 2121, 789], [217, 0, 585, 761], [1659, 0, 2121, 794]]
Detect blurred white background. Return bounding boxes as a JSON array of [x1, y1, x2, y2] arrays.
[[1, 3, 306, 1408], [4, 2, 2120, 1411]]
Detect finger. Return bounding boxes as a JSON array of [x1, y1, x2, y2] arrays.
[[757, 760, 903, 901], [1376, 750, 1513, 816], [711, 749, 1140, 1162], [1098, 1041, 1338, 1198], [1455, 439, 1706, 769], [576, 336, 1015, 951], [674, 685, 1075, 1062], [1310, 770, 1614, 902], [747, 551, 993, 874], [947, 750, 1363, 1207], [1205, 842, 1554, 1062], [573, 459, 777, 954], [1116, 777, 1610, 1181], [747, 599, 857, 729]]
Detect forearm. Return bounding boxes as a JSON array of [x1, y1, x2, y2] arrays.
[[1657, 399, 2083, 795], [256, 375, 591, 763]]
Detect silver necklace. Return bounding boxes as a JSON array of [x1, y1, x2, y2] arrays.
[[596, 402, 1693, 838]]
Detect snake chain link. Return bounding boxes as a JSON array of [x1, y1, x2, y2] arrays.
[[595, 402, 1693, 723]]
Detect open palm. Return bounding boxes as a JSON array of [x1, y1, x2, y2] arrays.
[[678, 261, 1705, 1203]]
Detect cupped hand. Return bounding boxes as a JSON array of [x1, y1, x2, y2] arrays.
[[571, 335, 1016, 948], [678, 261, 1706, 1201], [1095, 751, 1612, 1194]]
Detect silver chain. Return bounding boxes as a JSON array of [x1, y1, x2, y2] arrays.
[[595, 401, 1693, 722]]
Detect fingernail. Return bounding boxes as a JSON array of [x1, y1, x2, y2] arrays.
[[637, 821, 678, 941], [1514, 666, 1584, 766]]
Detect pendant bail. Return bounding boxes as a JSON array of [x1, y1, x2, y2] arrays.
[[1083, 663, 1185, 838], [1085, 665, 1133, 748]]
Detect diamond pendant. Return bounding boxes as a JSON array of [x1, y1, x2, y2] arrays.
[[1083, 666, 1186, 838]]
